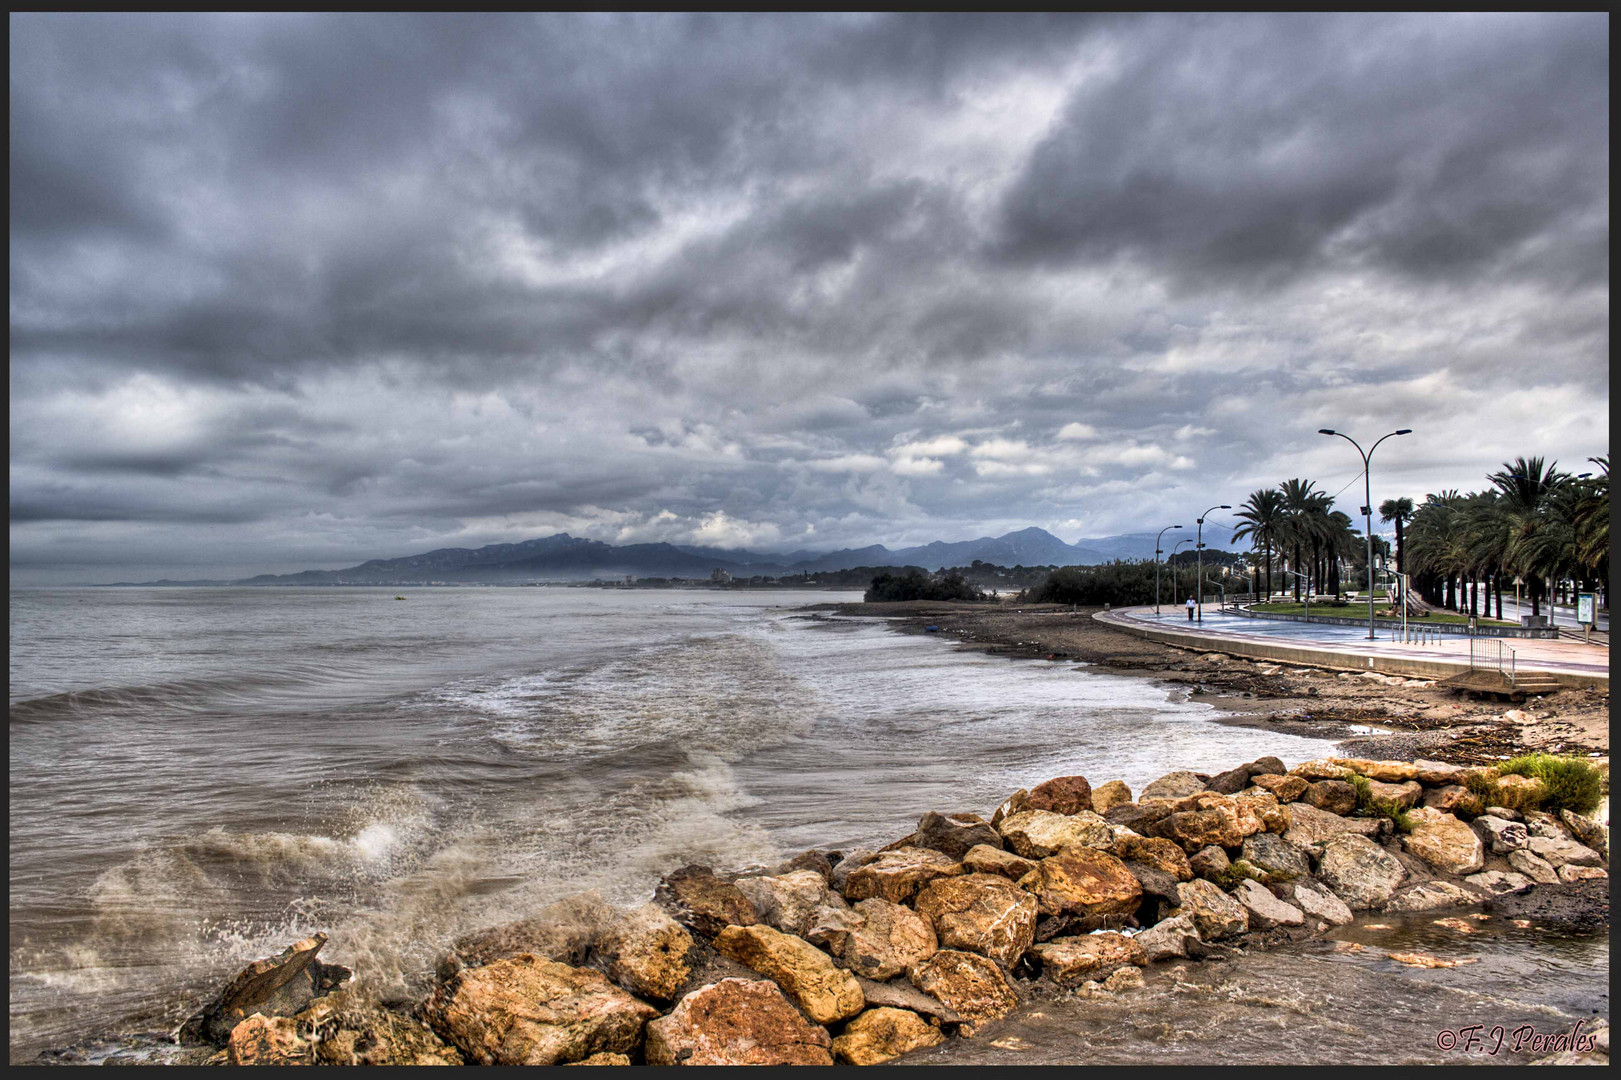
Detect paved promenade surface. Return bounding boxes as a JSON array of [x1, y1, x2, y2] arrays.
[[1099, 606, 1610, 688]]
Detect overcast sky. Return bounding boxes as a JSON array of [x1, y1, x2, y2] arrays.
[[10, 13, 1610, 584]]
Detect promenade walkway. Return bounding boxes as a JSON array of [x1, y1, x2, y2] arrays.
[[1097, 606, 1609, 690]]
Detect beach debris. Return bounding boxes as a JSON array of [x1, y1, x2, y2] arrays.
[[1431, 918, 1477, 933], [1386, 951, 1478, 969]]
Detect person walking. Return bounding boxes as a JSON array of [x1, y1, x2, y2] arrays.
[[1185, 596, 1196, 621]]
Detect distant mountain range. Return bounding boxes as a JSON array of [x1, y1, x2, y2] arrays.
[[110, 525, 1242, 585]]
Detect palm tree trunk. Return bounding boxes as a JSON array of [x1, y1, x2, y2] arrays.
[[1395, 518, 1404, 574], [1494, 572, 1503, 620]]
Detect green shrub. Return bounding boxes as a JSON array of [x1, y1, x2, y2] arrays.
[[863, 569, 987, 603], [1349, 774, 1415, 833], [1496, 754, 1605, 815], [1208, 860, 1266, 891]]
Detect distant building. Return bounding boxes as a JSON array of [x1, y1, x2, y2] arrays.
[[624, 574, 636, 585], [710, 568, 733, 584]]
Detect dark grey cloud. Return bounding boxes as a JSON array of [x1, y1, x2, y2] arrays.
[[8, 13, 1609, 583]]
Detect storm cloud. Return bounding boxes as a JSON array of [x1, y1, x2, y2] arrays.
[[9, 13, 1609, 582]]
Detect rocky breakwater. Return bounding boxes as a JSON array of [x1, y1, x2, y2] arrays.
[[173, 757, 1608, 1066]]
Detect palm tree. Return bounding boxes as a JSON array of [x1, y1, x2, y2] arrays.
[[1488, 456, 1571, 616], [1463, 490, 1512, 620], [1231, 488, 1286, 600], [1379, 497, 1415, 576], [1573, 455, 1609, 601], [1278, 478, 1322, 600]]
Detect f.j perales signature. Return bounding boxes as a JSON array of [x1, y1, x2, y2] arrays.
[[1435, 1019, 1600, 1056]]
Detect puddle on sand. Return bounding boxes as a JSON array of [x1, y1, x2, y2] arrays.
[[905, 912, 1608, 1066]]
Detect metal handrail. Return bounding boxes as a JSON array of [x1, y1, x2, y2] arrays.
[[1469, 636, 1517, 684]]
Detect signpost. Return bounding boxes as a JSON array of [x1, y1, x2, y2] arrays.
[[1578, 592, 1596, 643]]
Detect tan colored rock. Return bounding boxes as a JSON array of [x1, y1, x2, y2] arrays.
[[1366, 779, 1423, 811], [644, 979, 833, 1066], [1290, 760, 1353, 781], [1030, 932, 1146, 987], [803, 901, 864, 957], [733, 870, 830, 938], [1291, 882, 1353, 926], [227, 1015, 308, 1066], [1556, 864, 1608, 883], [714, 925, 864, 1025], [1188, 845, 1230, 879], [1506, 849, 1560, 884], [1140, 770, 1205, 801], [1403, 808, 1485, 876], [1493, 774, 1544, 807], [1462, 870, 1534, 896], [1527, 835, 1603, 868], [996, 809, 1115, 858], [1413, 760, 1467, 787], [989, 789, 1030, 827], [1232, 879, 1304, 928], [1113, 835, 1193, 881], [842, 898, 937, 981], [568, 1052, 632, 1065], [1147, 808, 1243, 853], [831, 1007, 945, 1066], [297, 989, 465, 1065], [425, 956, 658, 1066], [1332, 758, 1419, 783], [1169, 878, 1248, 940], [596, 904, 693, 1001], [654, 866, 759, 940], [962, 844, 1039, 881], [1385, 881, 1480, 912], [1250, 774, 1309, 803], [1027, 775, 1094, 816], [1300, 780, 1358, 815], [1283, 802, 1386, 847], [914, 873, 1038, 968], [1316, 835, 1406, 910], [1090, 780, 1133, 815], [907, 950, 1019, 1033], [451, 893, 606, 970], [1240, 833, 1311, 880], [843, 847, 965, 904], [829, 850, 881, 893], [180, 933, 351, 1045], [1424, 785, 1471, 812], [1104, 800, 1173, 833], [1559, 809, 1608, 860], [853, 976, 962, 1024], [1134, 911, 1201, 961], [1016, 848, 1142, 920]]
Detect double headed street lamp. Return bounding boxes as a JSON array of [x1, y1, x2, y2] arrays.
[[1154, 524, 1184, 615], [1195, 504, 1231, 623], [1319, 427, 1412, 640]]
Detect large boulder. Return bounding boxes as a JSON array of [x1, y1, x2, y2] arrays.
[[1232, 879, 1304, 928], [1122, 861, 1183, 907], [1027, 775, 1094, 816], [1559, 810, 1609, 860], [1290, 760, 1354, 781], [1556, 865, 1608, 883], [596, 904, 693, 1001], [733, 870, 830, 938], [655, 866, 759, 940], [1402, 809, 1485, 876], [1250, 774, 1309, 803], [1240, 833, 1311, 881], [854, 976, 962, 1024], [775, 849, 837, 883], [842, 899, 937, 981], [1290, 882, 1353, 926], [713, 925, 864, 1025], [1330, 758, 1419, 782], [829, 850, 881, 893], [1463, 870, 1535, 897], [1169, 878, 1248, 940], [180, 934, 352, 1045], [1141, 771, 1205, 801], [1300, 780, 1358, 816], [907, 950, 1019, 1034], [1283, 802, 1387, 847], [269, 988, 465, 1065], [1316, 835, 1406, 910], [1104, 800, 1173, 833], [962, 844, 1039, 881], [1189, 845, 1230, 880], [989, 789, 1030, 828], [831, 1007, 945, 1066], [843, 848, 965, 904], [907, 812, 1004, 859], [1424, 785, 1472, 813], [1030, 932, 1146, 987], [1090, 781, 1133, 815], [1205, 767, 1254, 795], [644, 979, 833, 1066], [1016, 848, 1142, 921], [1246, 756, 1287, 777], [1413, 760, 1467, 787], [997, 810, 1115, 858], [1385, 881, 1480, 912], [914, 873, 1038, 968], [1527, 836, 1604, 869], [449, 893, 606, 969], [1148, 808, 1243, 854], [1506, 849, 1561, 884], [803, 899, 864, 957], [425, 955, 657, 1066], [1133, 911, 1202, 962], [1366, 780, 1424, 811], [1114, 835, 1194, 881], [227, 1015, 307, 1066]]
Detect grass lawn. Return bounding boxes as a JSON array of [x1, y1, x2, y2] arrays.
[[1246, 602, 1516, 627]]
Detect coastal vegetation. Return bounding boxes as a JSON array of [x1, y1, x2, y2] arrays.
[[863, 569, 987, 603], [1464, 755, 1606, 817]]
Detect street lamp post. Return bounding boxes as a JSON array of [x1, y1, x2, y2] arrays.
[[1155, 525, 1184, 616], [1195, 504, 1231, 624], [1319, 427, 1412, 640]]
